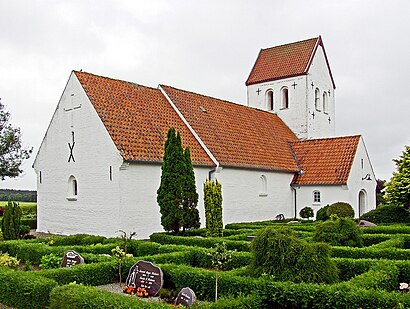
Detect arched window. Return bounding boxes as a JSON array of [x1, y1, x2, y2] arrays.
[[323, 92, 328, 113], [266, 90, 274, 111], [358, 190, 367, 216], [313, 190, 321, 203], [315, 88, 320, 111], [67, 175, 78, 200], [259, 175, 267, 196], [281, 87, 289, 109]]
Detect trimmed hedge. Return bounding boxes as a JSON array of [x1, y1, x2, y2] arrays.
[[49, 284, 173, 308], [0, 270, 58, 309], [361, 225, 410, 235], [38, 261, 118, 286], [150, 233, 250, 251], [361, 233, 393, 246], [331, 246, 410, 260], [348, 260, 399, 291], [160, 263, 410, 308]]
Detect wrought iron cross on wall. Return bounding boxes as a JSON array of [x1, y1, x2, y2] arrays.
[[68, 131, 75, 162]]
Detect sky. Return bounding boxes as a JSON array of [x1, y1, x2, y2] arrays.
[[1, 0, 409, 190]]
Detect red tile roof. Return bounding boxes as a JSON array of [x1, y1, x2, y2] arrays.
[[74, 71, 214, 166], [161, 85, 300, 171], [246, 36, 336, 89], [290, 135, 361, 185]]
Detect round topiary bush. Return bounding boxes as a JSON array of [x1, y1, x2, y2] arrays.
[[299, 207, 314, 220], [250, 227, 338, 283], [316, 205, 330, 221], [313, 216, 363, 247], [360, 204, 410, 224], [327, 202, 355, 219]]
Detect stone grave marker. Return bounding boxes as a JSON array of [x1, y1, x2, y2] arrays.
[[175, 287, 196, 306], [126, 260, 163, 296], [61, 250, 84, 267], [357, 220, 377, 227]]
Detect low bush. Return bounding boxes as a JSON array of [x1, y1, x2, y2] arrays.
[[314, 217, 363, 247], [150, 233, 250, 251], [0, 252, 19, 269], [0, 270, 58, 309], [21, 216, 37, 229], [40, 253, 62, 269], [327, 202, 355, 219], [249, 227, 338, 283], [316, 204, 330, 221], [360, 204, 410, 224], [299, 206, 314, 220], [331, 246, 410, 260], [361, 233, 393, 246], [45, 234, 107, 246], [49, 284, 172, 308]]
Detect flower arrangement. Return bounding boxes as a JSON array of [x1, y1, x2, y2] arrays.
[[123, 285, 137, 295], [136, 287, 149, 297]]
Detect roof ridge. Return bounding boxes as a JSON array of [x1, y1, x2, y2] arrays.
[[261, 36, 319, 51], [160, 84, 295, 118], [290, 135, 361, 144], [73, 70, 157, 91]]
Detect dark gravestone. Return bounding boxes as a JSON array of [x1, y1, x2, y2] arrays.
[[126, 260, 163, 296], [175, 287, 196, 306], [61, 250, 84, 267]]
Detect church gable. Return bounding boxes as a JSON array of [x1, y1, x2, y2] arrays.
[[290, 135, 361, 185], [74, 71, 214, 166], [161, 85, 299, 172]]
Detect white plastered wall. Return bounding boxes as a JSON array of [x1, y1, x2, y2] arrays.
[[215, 168, 295, 224], [306, 45, 336, 139], [33, 73, 124, 237], [294, 137, 376, 218], [118, 164, 211, 239]]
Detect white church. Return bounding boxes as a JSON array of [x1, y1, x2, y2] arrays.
[[33, 36, 376, 238]]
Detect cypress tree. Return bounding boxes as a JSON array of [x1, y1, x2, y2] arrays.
[[158, 128, 200, 234], [181, 147, 200, 231], [204, 180, 223, 237], [1, 200, 22, 240]]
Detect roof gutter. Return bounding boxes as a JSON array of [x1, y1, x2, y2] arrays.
[[159, 85, 220, 169]]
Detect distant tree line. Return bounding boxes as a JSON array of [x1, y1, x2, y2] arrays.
[[0, 189, 36, 202]]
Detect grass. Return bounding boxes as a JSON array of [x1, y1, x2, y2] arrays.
[[0, 201, 36, 215]]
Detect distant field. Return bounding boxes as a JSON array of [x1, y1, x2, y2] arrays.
[[0, 201, 36, 215], [0, 201, 36, 208]]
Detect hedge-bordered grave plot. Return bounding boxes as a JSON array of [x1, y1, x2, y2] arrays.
[[1, 222, 410, 308]]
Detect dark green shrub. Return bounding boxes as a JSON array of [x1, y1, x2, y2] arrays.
[[316, 204, 330, 221], [49, 284, 172, 308], [360, 204, 410, 223], [249, 227, 338, 283], [327, 202, 355, 219], [1, 200, 22, 240], [0, 270, 58, 309], [314, 217, 363, 247], [204, 180, 223, 237], [331, 246, 410, 260], [299, 206, 314, 220]]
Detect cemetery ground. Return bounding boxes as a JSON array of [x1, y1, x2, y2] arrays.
[[2, 220, 410, 308]]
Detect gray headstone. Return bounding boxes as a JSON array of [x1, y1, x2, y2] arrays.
[[287, 220, 301, 225], [126, 260, 163, 296], [61, 250, 84, 267], [175, 287, 196, 306], [357, 220, 377, 227], [245, 236, 256, 241]]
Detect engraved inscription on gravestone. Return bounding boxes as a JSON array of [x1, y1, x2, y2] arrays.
[[126, 260, 163, 296], [175, 287, 196, 306], [61, 250, 84, 268]]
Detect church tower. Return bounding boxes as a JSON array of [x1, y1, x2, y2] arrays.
[[245, 36, 336, 140]]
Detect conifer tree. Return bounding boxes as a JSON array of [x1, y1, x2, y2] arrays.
[[157, 128, 200, 234], [181, 147, 200, 231], [385, 145, 410, 208], [204, 180, 223, 237], [1, 200, 22, 240]]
